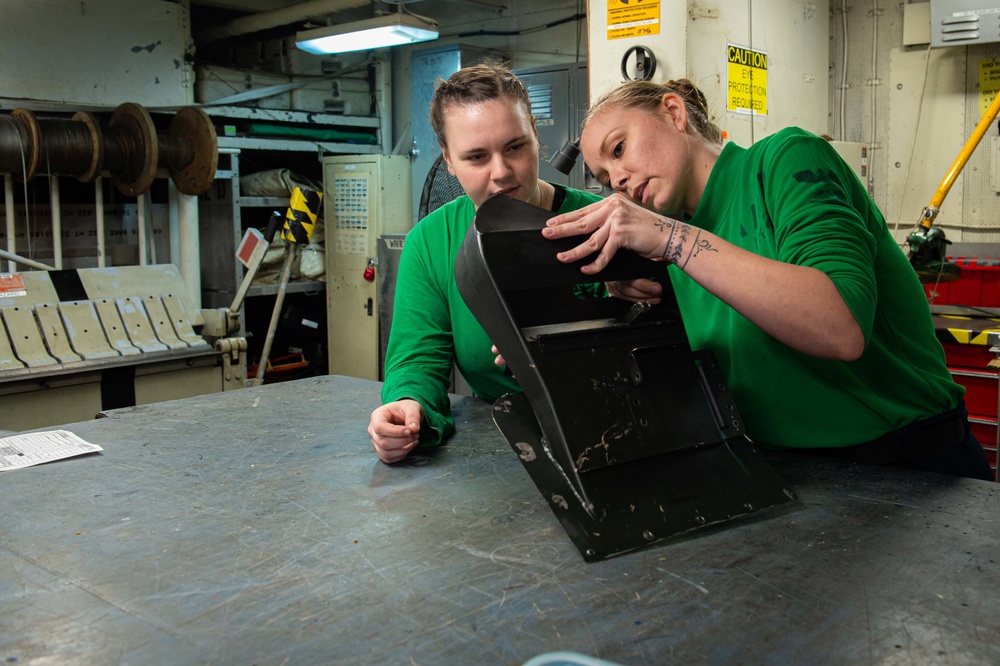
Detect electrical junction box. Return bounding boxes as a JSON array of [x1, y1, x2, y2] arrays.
[[930, 0, 1000, 47], [829, 141, 868, 185], [904, 2, 932, 46]]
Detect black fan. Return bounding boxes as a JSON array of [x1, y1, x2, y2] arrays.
[[418, 154, 465, 219]]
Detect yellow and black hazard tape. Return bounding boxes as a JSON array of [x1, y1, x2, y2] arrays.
[[282, 186, 322, 244], [935, 314, 1000, 346]]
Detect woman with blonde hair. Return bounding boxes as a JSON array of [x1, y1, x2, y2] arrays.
[[544, 78, 991, 480]]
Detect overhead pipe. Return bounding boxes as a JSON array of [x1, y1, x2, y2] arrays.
[[197, 0, 375, 43]]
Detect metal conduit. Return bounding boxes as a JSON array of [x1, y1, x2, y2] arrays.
[[196, 0, 375, 43]]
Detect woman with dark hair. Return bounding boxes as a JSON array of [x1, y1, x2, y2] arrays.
[[367, 64, 601, 463]]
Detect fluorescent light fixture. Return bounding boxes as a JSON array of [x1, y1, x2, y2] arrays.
[[296, 13, 439, 55]]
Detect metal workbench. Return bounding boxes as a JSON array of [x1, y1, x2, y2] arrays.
[[2, 375, 999, 665]]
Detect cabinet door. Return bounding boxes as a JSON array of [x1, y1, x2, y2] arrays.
[[516, 63, 589, 191], [323, 155, 411, 380]]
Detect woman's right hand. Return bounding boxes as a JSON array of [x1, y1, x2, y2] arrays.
[[606, 278, 663, 304], [368, 399, 424, 463], [543, 194, 676, 273]]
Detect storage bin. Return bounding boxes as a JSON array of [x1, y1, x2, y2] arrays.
[[924, 257, 1000, 307]]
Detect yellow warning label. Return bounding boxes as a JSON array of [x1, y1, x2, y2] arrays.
[[607, 0, 660, 41], [726, 43, 768, 115], [283, 187, 323, 244], [979, 57, 1000, 116]]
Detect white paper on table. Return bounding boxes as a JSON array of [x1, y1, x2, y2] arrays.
[[0, 430, 103, 471]]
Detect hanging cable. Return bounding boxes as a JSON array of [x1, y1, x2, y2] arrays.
[[455, 13, 585, 38], [3, 116, 32, 261], [891, 43, 933, 248], [749, 0, 755, 144], [840, 0, 849, 140], [869, 0, 879, 196]]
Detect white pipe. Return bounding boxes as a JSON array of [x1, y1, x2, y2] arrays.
[[168, 180, 180, 267], [137, 193, 147, 266], [50, 175, 63, 269], [0, 249, 54, 271], [5, 176, 15, 272], [197, 0, 373, 42], [374, 54, 392, 159], [95, 177, 106, 268], [177, 191, 201, 309], [146, 194, 157, 265]]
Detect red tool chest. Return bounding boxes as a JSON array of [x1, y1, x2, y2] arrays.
[[930, 317, 1000, 480]]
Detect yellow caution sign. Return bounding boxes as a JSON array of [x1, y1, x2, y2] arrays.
[[282, 186, 322, 244], [979, 57, 1000, 116], [607, 0, 660, 41], [727, 43, 768, 116]]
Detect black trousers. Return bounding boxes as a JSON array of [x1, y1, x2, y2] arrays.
[[839, 401, 993, 481]]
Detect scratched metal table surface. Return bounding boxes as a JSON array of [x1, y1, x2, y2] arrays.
[[2, 376, 999, 666]]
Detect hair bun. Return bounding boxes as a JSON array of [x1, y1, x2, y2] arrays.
[[665, 78, 709, 118]]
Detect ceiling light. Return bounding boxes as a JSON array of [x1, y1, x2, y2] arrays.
[[296, 13, 439, 55]]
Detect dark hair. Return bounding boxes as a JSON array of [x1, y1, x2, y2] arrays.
[[429, 63, 534, 149], [584, 78, 723, 145]]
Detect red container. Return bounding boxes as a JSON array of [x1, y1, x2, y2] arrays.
[[924, 257, 1000, 307], [969, 421, 997, 480], [941, 341, 996, 370], [950, 370, 999, 420]]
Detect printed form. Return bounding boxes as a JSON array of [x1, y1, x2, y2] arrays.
[[0, 430, 103, 471]]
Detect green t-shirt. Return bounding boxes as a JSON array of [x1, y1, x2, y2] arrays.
[[675, 127, 963, 449], [382, 186, 603, 445]]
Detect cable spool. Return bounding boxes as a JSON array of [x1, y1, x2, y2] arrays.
[[69, 112, 104, 183], [0, 108, 42, 181], [0, 109, 102, 183], [105, 102, 158, 197], [0, 103, 217, 197], [162, 107, 218, 196]]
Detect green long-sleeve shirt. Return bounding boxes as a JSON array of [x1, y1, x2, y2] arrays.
[[675, 127, 963, 449], [382, 186, 603, 445]]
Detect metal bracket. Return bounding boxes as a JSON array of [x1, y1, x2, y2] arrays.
[[215, 337, 248, 390], [455, 195, 795, 561]]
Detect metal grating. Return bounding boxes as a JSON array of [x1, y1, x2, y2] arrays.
[[526, 82, 554, 120]]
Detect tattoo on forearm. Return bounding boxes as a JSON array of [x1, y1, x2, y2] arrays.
[[660, 219, 677, 260], [659, 218, 689, 265], [669, 223, 690, 264], [656, 217, 714, 268], [680, 231, 718, 270]]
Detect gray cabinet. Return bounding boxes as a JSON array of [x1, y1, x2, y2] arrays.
[[515, 62, 602, 194]]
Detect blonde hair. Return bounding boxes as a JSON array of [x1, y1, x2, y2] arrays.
[[584, 79, 722, 145]]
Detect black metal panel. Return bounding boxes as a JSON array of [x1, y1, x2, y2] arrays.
[[50, 269, 88, 302], [455, 194, 796, 561]]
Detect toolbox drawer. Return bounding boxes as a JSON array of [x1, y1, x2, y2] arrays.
[[950, 369, 999, 420]]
